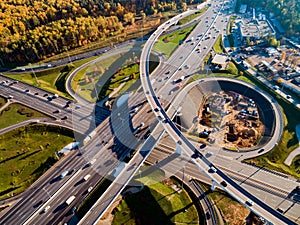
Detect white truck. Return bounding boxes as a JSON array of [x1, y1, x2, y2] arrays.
[[59, 170, 68, 179], [65, 196, 76, 205], [83, 174, 91, 181]]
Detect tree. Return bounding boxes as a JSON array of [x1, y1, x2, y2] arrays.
[[182, 2, 187, 11]]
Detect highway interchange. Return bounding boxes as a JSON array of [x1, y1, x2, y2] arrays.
[[0, 0, 300, 224]]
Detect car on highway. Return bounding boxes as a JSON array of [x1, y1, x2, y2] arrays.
[[88, 186, 93, 193], [59, 170, 68, 179], [52, 94, 59, 99], [258, 149, 265, 153], [43, 205, 50, 213], [71, 207, 77, 213], [245, 199, 254, 207], [220, 181, 227, 187], [62, 116, 68, 120], [83, 174, 91, 181], [89, 158, 96, 166], [286, 95, 292, 99], [132, 107, 139, 114], [205, 212, 211, 220], [209, 166, 217, 173], [25, 89, 30, 93], [173, 76, 184, 84], [33, 200, 43, 208]]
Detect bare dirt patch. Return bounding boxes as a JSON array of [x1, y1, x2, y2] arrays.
[[197, 91, 264, 150]]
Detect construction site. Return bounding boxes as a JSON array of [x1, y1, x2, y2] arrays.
[[196, 91, 265, 150]]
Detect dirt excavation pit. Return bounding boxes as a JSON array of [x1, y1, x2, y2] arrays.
[[197, 91, 265, 150]]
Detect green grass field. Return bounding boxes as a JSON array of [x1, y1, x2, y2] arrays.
[[98, 63, 140, 100], [112, 178, 199, 225], [0, 125, 74, 199], [189, 72, 254, 85], [177, 6, 209, 25], [213, 35, 224, 53], [198, 182, 249, 224], [0, 103, 49, 130], [227, 16, 237, 48], [0, 96, 6, 107], [72, 50, 158, 102], [153, 23, 197, 59], [245, 98, 300, 178], [72, 52, 131, 102], [4, 58, 97, 99]]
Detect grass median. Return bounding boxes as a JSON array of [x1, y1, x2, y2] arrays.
[[4, 58, 96, 98], [153, 23, 197, 59], [177, 6, 209, 25], [0, 103, 49, 130], [0, 125, 74, 199], [213, 35, 225, 53], [0, 96, 6, 107], [197, 181, 250, 224]]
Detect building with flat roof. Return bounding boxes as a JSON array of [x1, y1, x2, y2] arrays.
[[261, 60, 278, 74], [211, 54, 228, 65]]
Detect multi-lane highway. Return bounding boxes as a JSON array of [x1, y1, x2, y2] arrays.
[[0, 74, 111, 135], [1, 0, 299, 224]]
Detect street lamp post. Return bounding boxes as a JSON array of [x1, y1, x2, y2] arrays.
[[64, 46, 74, 66], [29, 63, 39, 85], [181, 167, 185, 189]]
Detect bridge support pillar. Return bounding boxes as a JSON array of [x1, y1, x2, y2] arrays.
[[211, 180, 216, 191]]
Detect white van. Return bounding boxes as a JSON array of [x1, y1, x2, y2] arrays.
[[83, 174, 91, 181]]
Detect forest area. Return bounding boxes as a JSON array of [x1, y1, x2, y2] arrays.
[[0, 0, 204, 64], [240, 0, 300, 37]]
